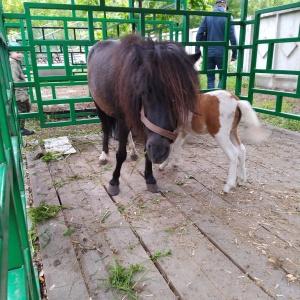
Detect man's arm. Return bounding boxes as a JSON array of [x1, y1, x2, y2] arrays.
[[195, 17, 206, 53], [229, 17, 238, 60]]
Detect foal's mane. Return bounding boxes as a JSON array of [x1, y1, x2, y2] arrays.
[[113, 34, 199, 138]]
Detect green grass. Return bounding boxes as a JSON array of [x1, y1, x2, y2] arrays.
[[25, 118, 102, 141], [258, 113, 300, 131], [28, 200, 68, 227], [107, 250, 172, 299], [108, 260, 143, 300], [41, 150, 63, 162], [253, 98, 300, 131]]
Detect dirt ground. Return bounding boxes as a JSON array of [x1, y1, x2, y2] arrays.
[[24, 117, 300, 299]]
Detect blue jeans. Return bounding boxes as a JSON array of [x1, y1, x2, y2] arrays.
[[207, 56, 223, 89]]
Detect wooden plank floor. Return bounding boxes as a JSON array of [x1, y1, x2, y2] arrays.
[[26, 124, 300, 300]]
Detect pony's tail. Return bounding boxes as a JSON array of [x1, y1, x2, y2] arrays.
[[108, 117, 118, 140], [237, 100, 270, 142]]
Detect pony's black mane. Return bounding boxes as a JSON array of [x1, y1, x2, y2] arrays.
[[112, 34, 199, 138]]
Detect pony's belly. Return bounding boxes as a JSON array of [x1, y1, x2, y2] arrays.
[[192, 127, 208, 135], [93, 96, 116, 117]]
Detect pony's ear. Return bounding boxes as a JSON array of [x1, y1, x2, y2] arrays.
[[189, 51, 201, 63], [134, 44, 144, 64]]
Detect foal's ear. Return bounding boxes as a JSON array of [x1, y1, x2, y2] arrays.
[[134, 44, 144, 64], [189, 52, 201, 63]]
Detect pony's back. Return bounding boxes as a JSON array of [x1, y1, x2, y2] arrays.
[[88, 34, 200, 138]]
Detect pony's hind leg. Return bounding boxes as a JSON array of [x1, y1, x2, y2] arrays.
[[215, 133, 239, 193], [230, 130, 247, 185], [127, 132, 138, 161], [94, 103, 110, 165], [107, 124, 130, 196]]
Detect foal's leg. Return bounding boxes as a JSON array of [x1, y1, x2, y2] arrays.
[[230, 130, 247, 185], [127, 132, 138, 161], [108, 125, 130, 196], [159, 130, 188, 170], [158, 143, 173, 170], [215, 132, 239, 193]]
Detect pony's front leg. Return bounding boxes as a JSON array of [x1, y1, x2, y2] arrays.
[[108, 131, 128, 196], [145, 152, 160, 193]]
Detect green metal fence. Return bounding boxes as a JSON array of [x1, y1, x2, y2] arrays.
[[3, 0, 299, 128], [3, 0, 300, 129], [247, 2, 300, 120], [0, 0, 300, 298], [0, 2, 40, 299]]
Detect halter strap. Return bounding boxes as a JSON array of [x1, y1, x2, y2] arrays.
[[140, 106, 178, 141]]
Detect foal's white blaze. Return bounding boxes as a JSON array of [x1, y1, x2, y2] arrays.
[[159, 90, 268, 193]]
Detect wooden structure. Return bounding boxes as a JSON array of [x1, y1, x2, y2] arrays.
[[26, 125, 300, 299]]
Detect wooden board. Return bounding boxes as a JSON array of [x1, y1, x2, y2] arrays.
[[26, 124, 300, 300]]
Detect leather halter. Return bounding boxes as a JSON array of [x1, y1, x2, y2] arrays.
[[140, 106, 178, 141]]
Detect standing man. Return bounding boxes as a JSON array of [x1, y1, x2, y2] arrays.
[[9, 42, 35, 136], [195, 0, 238, 89]]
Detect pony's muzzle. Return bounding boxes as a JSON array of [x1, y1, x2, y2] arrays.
[[146, 136, 171, 164]]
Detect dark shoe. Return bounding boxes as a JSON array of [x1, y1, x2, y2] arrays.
[[21, 128, 35, 136]]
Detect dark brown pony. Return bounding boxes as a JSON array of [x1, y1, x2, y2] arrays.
[[88, 34, 200, 195]]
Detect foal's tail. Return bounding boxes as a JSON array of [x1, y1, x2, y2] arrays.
[[237, 101, 270, 142]]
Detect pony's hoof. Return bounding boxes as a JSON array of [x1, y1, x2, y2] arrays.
[[159, 164, 165, 171], [130, 153, 138, 161], [99, 158, 108, 166], [108, 184, 120, 196], [147, 183, 160, 193]]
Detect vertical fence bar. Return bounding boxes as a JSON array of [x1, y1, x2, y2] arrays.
[[235, 0, 248, 96]]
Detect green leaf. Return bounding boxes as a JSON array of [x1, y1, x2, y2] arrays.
[[63, 229, 76, 236]]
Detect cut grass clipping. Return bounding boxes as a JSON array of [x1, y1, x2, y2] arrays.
[[108, 250, 171, 299], [28, 200, 68, 226], [41, 150, 63, 162]]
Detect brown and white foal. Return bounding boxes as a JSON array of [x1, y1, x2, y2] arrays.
[[159, 90, 268, 193]]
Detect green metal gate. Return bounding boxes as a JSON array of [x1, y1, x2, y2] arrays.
[[3, 0, 300, 129], [4, 0, 300, 128], [0, 2, 40, 299], [248, 2, 300, 120]]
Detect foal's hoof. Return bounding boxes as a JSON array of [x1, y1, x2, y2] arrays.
[[223, 185, 232, 194], [237, 178, 246, 186], [130, 153, 138, 161], [108, 184, 120, 196], [147, 183, 160, 193]]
